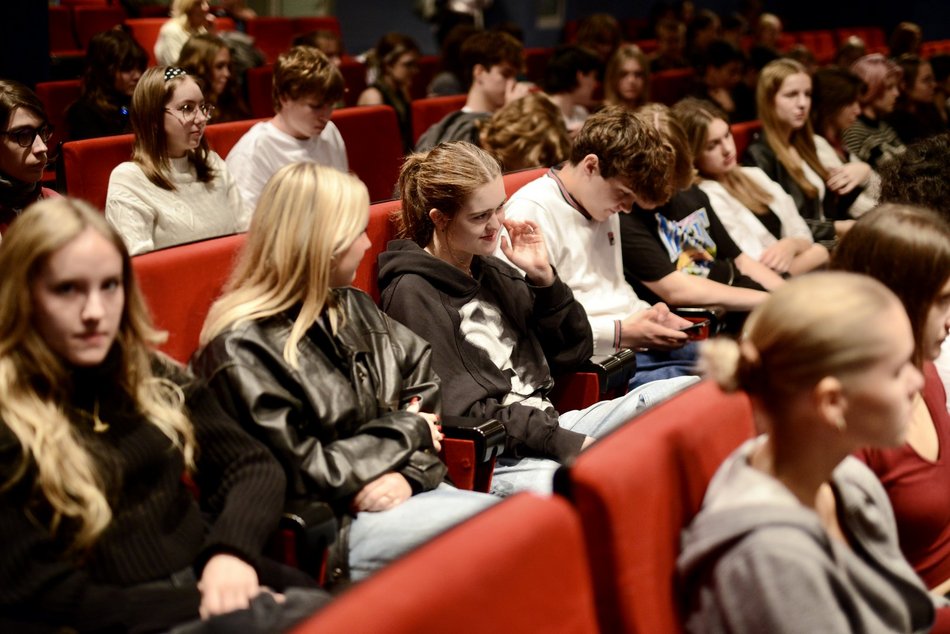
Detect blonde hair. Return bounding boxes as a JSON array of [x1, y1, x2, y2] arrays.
[[131, 66, 215, 190], [170, 0, 208, 33], [272, 46, 344, 112], [0, 197, 195, 552], [604, 44, 650, 109], [674, 97, 774, 214], [756, 59, 828, 198], [701, 272, 901, 405], [477, 94, 570, 172], [397, 141, 501, 247], [200, 162, 369, 368]]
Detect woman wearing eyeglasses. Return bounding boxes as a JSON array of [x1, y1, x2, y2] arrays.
[[0, 80, 58, 237], [105, 66, 246, 255]]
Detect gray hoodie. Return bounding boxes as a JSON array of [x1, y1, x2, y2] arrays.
[[677, 437, 936, 633]]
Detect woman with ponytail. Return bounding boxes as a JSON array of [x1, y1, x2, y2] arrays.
[[678, 272, 938, 632], [0, 197, 322, 633]]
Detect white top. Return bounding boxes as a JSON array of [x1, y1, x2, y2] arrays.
[[698, 166, 813, 261], [499, 172, 651, 355], [225, 120, 348, 212], [105, 152, 246, 256], [813, 134, 881, 218], [154, 19, 202, 67]]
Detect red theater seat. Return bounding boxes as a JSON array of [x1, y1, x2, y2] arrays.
[[410, 55, 441, 100], [796, 30, 836, 65], [554, 380, 756, 633], [73, 5, 126, 49], [49, 5, 83, 56], [731, 119, 761, 158], [524, 47, 553, 84], [203, 117, 267, 159], [332, 105, 404, 203], [245, 64, 275, 118], [245, 16, 295, 64], [35, 80, 82, 172], [292, 494, 600, 634], [651, 68, 696, 107], [410, 94, 467, 144], [62, 133, 134, 211], [291, 16, 341, 37], [339, 58, 367, 107], [124, 17, 166, 66]]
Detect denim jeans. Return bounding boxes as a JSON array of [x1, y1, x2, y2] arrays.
[[631, 341, 700, 388], [348, 483, 499, 581], [489, 374, 700, 496]]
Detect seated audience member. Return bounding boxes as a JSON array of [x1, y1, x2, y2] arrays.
[[685, 9, 721, 68], [428, 24, 478, 97], [67, 29, 147, 141], [0, 81, 58, 236], [751, 13, 783, 55], [0, 197, 327, 633], [574, 13, 622, 63], [177, 33, 251, 123], [888, 54, 947, 145], [212, 0, 256, 29], [889, 21, 923, 58], [501, 106, 700, 384], [604, 44, 650, 112], [105, 67, 245, 255], [674, 98, 828, 275], [380, 142, 697, 495], [544, 45, 603, 135], [878, 134, 950, 402], [649, 18, 690, 73], [292, 29, 343, 67], [679, 272, 936, 633], [744, 59, 856, 248], [357, 33, 421, 153], [844, 54, 906, 170], [192, 162, 497, 584], [832, 204, 950, 593], [811, 67, 880, 217], [689, 39, 746, 122], [620, 104, 776, 333], [476, 93, 570, 171], [732, 44, 778, 124], [226, 47, 347, 211], [835, 35, 867, 71], [719, 12, 747, 51], [155, 0, 214, 67], [415, 30, 528, 152]]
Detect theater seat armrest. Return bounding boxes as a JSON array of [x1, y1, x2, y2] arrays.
[[673, 306, 726, 336], [582, 348, 638, 394], [440, 415, 507, 461], [279, 499, 337, 573]]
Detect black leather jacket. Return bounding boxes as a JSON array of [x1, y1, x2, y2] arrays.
[[191, 289, 447, 577]]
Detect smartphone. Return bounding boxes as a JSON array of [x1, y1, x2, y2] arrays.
[[680, 319, 711, 340]]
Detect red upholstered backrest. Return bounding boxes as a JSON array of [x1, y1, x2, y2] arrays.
[[291, 16, 341, 37], [246, 64, 275, 119], [410, 55, 441, 100], [502, 166, 547, 197], [651, 68, 696, 107], [731, 119, 762, 160], [410, 94, 467, 144], [291, 494, 600, 634], [524, 47, 553, 83], [244, 17, 295, 64], [331, 105, 404, 203], [124, 18, 166, 66], [62, 133, 134, 212], [49, 6, 81, 54], [557, 380, 756, 634], [796, 30, 837, 64], [352, 199, 401, 304], [132, 233, 247, 363], [73, 5, 126, 48], [203, 117, 267, 159], [35, 80, 82, 153], [338, 59, 367, 107]]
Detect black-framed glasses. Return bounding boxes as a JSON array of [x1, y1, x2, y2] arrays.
[[164, 102, 215, 123], [1, 124, 54, 148]]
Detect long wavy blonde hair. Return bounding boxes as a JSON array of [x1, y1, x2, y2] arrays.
[[0, 197, 196, 552], [200, 162, 370, 368]]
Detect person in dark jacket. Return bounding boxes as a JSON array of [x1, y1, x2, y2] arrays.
[[192, 161, 497, 585], [0, 197, 326, 633], [379, 141, 698, 496]]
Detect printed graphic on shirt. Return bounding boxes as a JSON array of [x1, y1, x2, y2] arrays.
[[458, 298, 550, 410], [655, 207, 717, 278]]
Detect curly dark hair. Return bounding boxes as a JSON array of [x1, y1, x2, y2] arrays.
[[879, 133, 950, 222]]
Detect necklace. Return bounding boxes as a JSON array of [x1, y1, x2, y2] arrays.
[[71, 399, 110, 434]]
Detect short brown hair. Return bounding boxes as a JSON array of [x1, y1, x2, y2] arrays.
[[636, 103, 694, 192], [477, 93, 570, 171], [571, 105, 676, 206], [272, 46, 344, 112], [459, 31, 524, 88]]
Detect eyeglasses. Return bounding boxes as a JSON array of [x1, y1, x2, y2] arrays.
[[164, 102, 215, 123], [1, 124, 54, 148]]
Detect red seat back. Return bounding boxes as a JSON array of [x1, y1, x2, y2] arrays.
[[524, 47, 553, 84], [244, 17, 295, 64], [502, 166, 546, 196], [246, 64, 275, 118], [124, 18, 166, 66], [410, 54, 441, 100], [132, 233, 247, 363], [556, 380, 756, 633], [731, 119, 761, 159], [634, 38, 659, 54], [291, 16, 341, 37], [796, 30, 836, 65], [203, 117, 267, 159], [339, 58, 367, 107], [352, 199, 401, 304], [332, 105, 404, 203], [35, 80, 82, 154], [651, 68, 696, 107], [292, 494, 600, 634], [73, 5, 126, 48], [62, 133, 134, 211], [49, 5, 81, 55], [410, 94, 467, 144]]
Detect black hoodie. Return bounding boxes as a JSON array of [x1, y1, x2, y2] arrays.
[[378, 240, 593, 462]]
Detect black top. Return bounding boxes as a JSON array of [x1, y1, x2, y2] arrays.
[[620, 184, 763, 306], [66, 97, 132, 141]]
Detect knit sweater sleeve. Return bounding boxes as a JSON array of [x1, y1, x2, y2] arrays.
[[105, 162, 158, 256]]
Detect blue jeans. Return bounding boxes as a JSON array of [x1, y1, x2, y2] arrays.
[[632, 341, 700, 388], [489, 374, 700, 496], [348, 483, 499, 581]]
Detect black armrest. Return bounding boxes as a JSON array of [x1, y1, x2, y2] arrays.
[[440, 415, 506, 461], [578, 348, 638, 394], [280, 499, 337, 574], [674, 306, 726, 335]]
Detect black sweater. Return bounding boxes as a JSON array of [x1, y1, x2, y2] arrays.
[[0, 354, 286, 633]]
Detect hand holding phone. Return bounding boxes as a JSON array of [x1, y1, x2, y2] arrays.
[[680, 319, 711, 340]]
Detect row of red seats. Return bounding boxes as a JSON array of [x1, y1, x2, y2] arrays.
[[289, 379, 755, 633]]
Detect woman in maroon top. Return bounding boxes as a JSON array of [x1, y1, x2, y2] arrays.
[[832, 203, 950, 593]]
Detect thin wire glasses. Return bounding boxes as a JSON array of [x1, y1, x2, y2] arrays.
[[1, 124, 54, 148], [164, 102, 215, 123]]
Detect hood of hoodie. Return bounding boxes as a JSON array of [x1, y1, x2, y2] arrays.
[[378, 239, 483, 300]]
